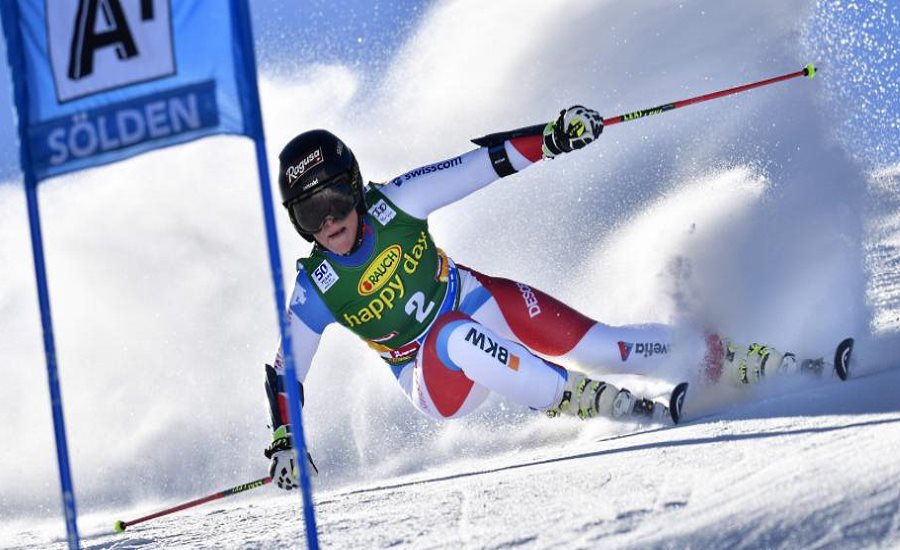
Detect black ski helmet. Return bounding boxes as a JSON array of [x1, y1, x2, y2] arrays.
[[277, 129, 366, 242]]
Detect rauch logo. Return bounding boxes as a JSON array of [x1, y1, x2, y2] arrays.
[[358, 245, 402, 296]]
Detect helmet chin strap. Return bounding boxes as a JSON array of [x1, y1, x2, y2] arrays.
[[348, 212, 366, 255]]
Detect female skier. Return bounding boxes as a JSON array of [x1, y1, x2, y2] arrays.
[[263, 106, 798, 490]]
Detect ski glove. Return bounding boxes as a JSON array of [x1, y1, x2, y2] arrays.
[[265, 426, 319, 491], [542, 105, 604, 158]]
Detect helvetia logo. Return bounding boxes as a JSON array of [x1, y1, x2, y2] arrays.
[[618, 341, 669, 361], [358, 245, 402, 296], [618, 341, 634, 361]]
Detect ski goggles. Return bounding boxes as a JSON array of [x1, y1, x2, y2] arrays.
[[289, 179, 359, 234]]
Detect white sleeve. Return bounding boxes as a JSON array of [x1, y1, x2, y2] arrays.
[[273, 269, 336, 383], [273, 315, 322, 384], [379, 142, 533, 219]]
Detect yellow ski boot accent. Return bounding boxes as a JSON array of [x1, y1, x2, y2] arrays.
[[547, 372, 608, 419]]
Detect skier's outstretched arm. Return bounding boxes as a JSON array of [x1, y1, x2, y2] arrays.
[[263, 268, 335, 489], [379, 105, 604, 219]]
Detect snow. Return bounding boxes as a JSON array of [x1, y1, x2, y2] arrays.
[[5, 368, 899, 548], [2, 0, 899, 548]]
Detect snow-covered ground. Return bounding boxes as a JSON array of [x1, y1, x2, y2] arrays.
[[6, 367, 899, 548], [2, 0, 899, 548]]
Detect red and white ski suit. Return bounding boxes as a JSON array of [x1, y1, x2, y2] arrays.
[[275, 135, 673, 419]]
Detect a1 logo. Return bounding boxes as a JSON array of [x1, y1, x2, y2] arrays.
[[46, 0, 175, 103]]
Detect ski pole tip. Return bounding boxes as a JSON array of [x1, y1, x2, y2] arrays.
[[804, 63, 817, 79], [114, 520, 127, 533]]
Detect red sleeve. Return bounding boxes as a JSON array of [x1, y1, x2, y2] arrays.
[[509, 134, 543, 163]]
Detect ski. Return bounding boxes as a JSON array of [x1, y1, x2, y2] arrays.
[[632, 382, 689, 425], [668, 382, 689, 424], [834, 337, 854, 381], [798, 337, 854, 381]]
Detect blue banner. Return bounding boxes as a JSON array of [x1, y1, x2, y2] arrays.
[[1, 0, 262, 181], [0, 3, 297, 548]]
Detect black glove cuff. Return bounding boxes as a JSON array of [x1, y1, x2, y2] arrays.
[[543, 110, 570, 156], [543, 132, 564, 156], [553, 110, 571, 152], [264, 435, 293, 459]]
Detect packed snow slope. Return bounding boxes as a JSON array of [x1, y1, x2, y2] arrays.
[[6, 366, 899, 548], [1, 0, 899, 547]]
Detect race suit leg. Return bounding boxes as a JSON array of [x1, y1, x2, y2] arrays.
[[399, 266, 677, 420], [457, 267, 674, 375], [406, 310, 568, 420]]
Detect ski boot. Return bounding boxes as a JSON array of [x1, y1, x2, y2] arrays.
[[702, 333, 793, 386], [547, 371, 688, 425], [702, 334, 854, 385], [798, 337, 854, 381]]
